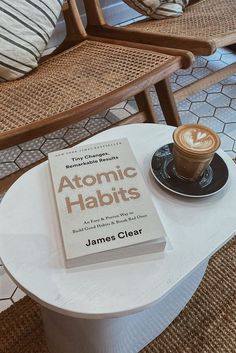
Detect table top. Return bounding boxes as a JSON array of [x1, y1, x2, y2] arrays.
[[0, 124, 236, 319]]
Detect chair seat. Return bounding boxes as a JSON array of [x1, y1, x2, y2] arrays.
[[130, 0, 236, 45], [1, 40, 174, 138]]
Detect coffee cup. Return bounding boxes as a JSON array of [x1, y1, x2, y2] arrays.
[[172, 124, 221, 182]]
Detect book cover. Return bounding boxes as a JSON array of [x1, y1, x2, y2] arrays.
[[48, 138, 166, 267]]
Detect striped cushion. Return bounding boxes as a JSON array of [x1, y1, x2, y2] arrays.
[[0, 0, 62, 82], [123, 0, 190, 20]]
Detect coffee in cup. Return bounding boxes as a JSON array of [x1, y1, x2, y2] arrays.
[[172, 124, 221, 182]]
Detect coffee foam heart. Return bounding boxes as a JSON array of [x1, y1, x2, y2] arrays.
[[181, 129, 214, 150], [174, 125, 220, 153]]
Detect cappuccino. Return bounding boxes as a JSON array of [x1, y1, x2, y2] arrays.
[[173, 124, 220, 181]]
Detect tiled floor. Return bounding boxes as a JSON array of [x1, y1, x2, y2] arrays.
[[0, 46, 236, 312]]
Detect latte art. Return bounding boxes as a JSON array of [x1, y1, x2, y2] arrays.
[[180, 128, 215, 151], [173, 124, 220, 154]]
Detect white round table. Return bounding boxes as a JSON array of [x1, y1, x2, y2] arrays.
[[1, 124, 236, 353]]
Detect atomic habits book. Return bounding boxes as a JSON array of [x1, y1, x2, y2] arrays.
[[48, 138, 167, 267]]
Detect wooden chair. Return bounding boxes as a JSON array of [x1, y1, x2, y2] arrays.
[[85, 0, 236, 103], [0, 0, 193, 193]]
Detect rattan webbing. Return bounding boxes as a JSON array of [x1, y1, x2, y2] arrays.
[[130, 0, 236, 40], [0, 237, 235, 353], [0, 40, 172, 134]]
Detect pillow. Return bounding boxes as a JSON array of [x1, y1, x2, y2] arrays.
[[0, 0, 63, 81], [123, 0, 190, 20]]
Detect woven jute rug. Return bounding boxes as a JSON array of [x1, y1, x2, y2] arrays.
[[0, 237, 235, 353]]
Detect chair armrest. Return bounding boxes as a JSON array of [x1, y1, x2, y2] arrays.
[[84, 0, 214, 56], [87, 22, 214, 58]]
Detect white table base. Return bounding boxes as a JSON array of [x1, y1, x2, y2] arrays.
[[41, 260, 208, 353]]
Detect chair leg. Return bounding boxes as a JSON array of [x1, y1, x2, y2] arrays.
[[134, 89, 158, 123], [155, 78, 181, 127]]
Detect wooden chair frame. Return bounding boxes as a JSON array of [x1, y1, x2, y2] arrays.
[[1, 0, 194, 150], [54, 1, 193, 126], [85, 0, 236, 103], [0, 0, 193, 193]]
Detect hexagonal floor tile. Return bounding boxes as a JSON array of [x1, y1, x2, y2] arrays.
[[198, 117, 224, 133], [192, 67, 212, 79], [175, 68, 193, 76], [224, 123, 236, 140], [207, 61, 227, 72], [12, 287, 26, 303], [215, 107, 236, 123], [64, 128, 91, 145], [170, 73, 178, 82], [0, 146, 21, 163], [179, 111, 199, 125], [205, 83, 223, 94], [149, 91, 160, 105], [70, 118, 90, 129], [221, 53, 236, 65], [125, 100, 138, 114], [177, 99, 191, 111], [217, 47, 232, 55], [220, 75, 236, 85], [226, 150, 236, 159], [0, 267, 16, 299], [188, 91, 207, 102], [222, 85, 236, 99], [85, 118, 112, 134], [176, 75, 197, 87], [230, 99, 236, 110], [192, 57, 207, 68], [218, 133, 235, 151], [16, 150, 45, 168], [40, 139, 69, 156], [206, 93, 230, 108], [20, 137, 45, 150], [171, 82, 182, 92], [190, 102, 215, 117], [0, 162, 19, 179], [0, 299, 13, 313], [153, 105, 165, 121], [106, 109, 130, 124], [44, 128, 68, 139]]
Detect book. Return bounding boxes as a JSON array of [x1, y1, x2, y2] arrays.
[[48, 138, 167, 267]]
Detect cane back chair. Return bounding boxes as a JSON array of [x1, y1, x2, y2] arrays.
[[85, 0, 236, 103], [0, 0, 194, 193]]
